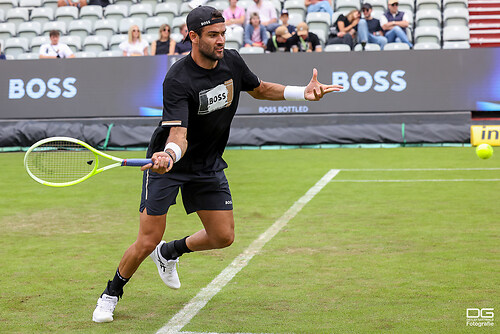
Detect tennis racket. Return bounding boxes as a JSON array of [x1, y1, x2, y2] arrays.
[[24, 136, 153, 187]]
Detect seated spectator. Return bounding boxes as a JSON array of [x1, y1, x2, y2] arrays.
[[286, 22, 322, 52], [244, 12, 268, 49], [266, 25, 292, 52], [0, 42, 6, 60], [326, 9, 360, 50], [151, 24, 175, 56], [87, 0, 109, 6], [246, 0, 279, 32], [380, 0, 413, 48], [280, 9, 296, 35], [175, 23, 192, 55], [58, 0, 87, 8], [39, 30, 75, 59], [357, 3, 387, 49], [223, 0, 245, 37], [305, 0, 333, 20], [119, 25, 149, 56]]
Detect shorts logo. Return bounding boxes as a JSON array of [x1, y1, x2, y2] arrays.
[[198, 79, 233, 115], [225, 200, 232, 205]]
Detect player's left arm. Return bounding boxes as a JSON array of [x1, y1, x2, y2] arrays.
[[247, 68, 343, 101]]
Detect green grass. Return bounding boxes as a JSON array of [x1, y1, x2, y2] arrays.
[[0, 147, 499, 333]]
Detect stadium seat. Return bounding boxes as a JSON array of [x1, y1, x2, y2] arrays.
[[171, 15, 187, 34], [170, 31, 183, 43], [443, 0, 468, 10], [415, 9, 442, 28], [113, 0, 134, 7], [129, 3, 153, 21], [6, 7, 29, 25], [335, 0, 360, 13], [237, 0, 252, 10], [369, 0, 387, 12], [94, 19, 118, 39], [104, 4, 129, 21], [309, 27, 326, 44], [42, 0, 58, 10], [140, 0, 160, 11], [383, 42, 411, 50], [0, 22, 16, 40], [119, 17, 144, 33], [55, 6, 79, 25], [30, 35, 49, 53], [16, 52, 39, 59], [60, 35, 81, 53], [238, 46, 264, 54], [443, 25, 469, 42], [398, 0, 415, 15], [416, 0, 441, 11], [414, 26, 441, 44], [4, 36, 29, 56], [75, 51, 97, 58], [83, 34, 108, 53], [68, 19, 93, 40], [443, 7, 469, 27], [17, 21, 42, 39], [0, 0, 16, 12], [442, 40, 470, 48], [288, 12, 304, 26], [414, 42, 441, 49], [18, 0, 41, 6], [206, 0, 229, 11], [80, 5, 103, 24], [180, 2, 193, 16], [144, 16, 168, 34], [0, 9, 4, 22], [109, 33, 127, 51], [30, 7, 54, 24], [154, 2, 178, 24], [98, 49, 122, 57], [225, 26, 243, 48], [42, 21, 67, 35], [306, 12, 331, 42], [324, 44, 351, 52], [284, 0, 306, 16], [353, 42, 382, 51]]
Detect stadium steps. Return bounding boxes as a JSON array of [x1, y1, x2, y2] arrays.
[[469, 0, 500, 47]]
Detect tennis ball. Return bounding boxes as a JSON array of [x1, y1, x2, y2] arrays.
[[476, 143, 494, 159]]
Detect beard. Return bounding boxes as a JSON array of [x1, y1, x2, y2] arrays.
[[198, 39, 224, 61]]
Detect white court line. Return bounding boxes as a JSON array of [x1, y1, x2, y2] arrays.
[[340, 168, 500, 172], [333, 179, 500, 182], [156, 169, 340, 334]]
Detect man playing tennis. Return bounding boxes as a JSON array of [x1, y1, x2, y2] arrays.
[[93, 5, 342, 323]]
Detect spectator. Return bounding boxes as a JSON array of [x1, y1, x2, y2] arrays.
[[87, 0, 109, 6], [305, 0, 333, 20], [58, 0, 87, 8], [223, 0, 245, 37], [151, 24, 176, 56], [280, 9, 296, 35], [175, 23, 192, 55], [119, 25, 149, 56], [244, 12, 268, 49], [246, 0, 279, 32], [266, 25, 292, 52], [380, 0, 413, 48], [357, 3, 387, 49], [326, 9, 360, 50], [0, 42, 6, 60], [286, 21, 322, 52], [39, 30, 75, 59]]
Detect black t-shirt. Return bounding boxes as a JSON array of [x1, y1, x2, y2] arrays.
[[366, 18, 382, 34], [174, 41, 192, 54], [147, 49, 261, 172], [266, 36, 287, 52], [285, 32, 321, 52]]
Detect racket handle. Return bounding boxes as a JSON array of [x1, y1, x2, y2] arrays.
[[121, 159, 153, 167]]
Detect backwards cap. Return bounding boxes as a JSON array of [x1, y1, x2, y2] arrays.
[[184, 5, 225, 42]]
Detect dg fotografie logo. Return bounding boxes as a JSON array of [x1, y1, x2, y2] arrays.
[[466, 308, 494, 327]]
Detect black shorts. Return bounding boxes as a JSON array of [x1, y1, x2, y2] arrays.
[[139, 169, 233, 216]]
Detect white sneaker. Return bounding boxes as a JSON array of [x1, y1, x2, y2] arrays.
[[92, 294, 118, 323], [150, 240, 181, 289]]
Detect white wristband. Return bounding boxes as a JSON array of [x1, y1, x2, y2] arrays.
[[164, 142, 182, 163], [284, 85, 306, 101]]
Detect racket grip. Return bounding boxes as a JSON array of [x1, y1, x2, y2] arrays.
[[121, 159, 153, 167]]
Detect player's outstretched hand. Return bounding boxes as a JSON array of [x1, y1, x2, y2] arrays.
[[304, 68, 343, 101], [140, 152, 173, 174]]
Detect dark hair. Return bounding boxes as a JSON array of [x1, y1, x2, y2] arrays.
[[49, 30, 60, 37], [192, 9, 224, 41]]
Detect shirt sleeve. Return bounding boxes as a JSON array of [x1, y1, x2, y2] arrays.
[[233, 50, 260, 91], [162, 75, 189, 128], [379, 15, 388, 26]]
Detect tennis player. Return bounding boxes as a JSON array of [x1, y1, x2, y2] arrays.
[[93, 5, 343, 323]]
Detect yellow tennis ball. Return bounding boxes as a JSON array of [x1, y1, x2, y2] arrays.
[[476, 143, 494, 159]]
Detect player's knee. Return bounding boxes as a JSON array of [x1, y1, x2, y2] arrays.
[[216, 231, 234, 248]]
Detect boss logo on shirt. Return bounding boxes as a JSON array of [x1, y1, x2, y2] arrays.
[[198, 79, 234, 115]]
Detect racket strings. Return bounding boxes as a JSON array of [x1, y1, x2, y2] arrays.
[[26, 141, 96, 183]]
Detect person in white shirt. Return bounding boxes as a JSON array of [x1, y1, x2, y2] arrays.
[[119, 25, 149, 57], [39, 30, 75, 59], [245, 0, 279, 32]]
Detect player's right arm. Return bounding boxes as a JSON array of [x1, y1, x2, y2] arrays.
[[141, 126, 187, 173]]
